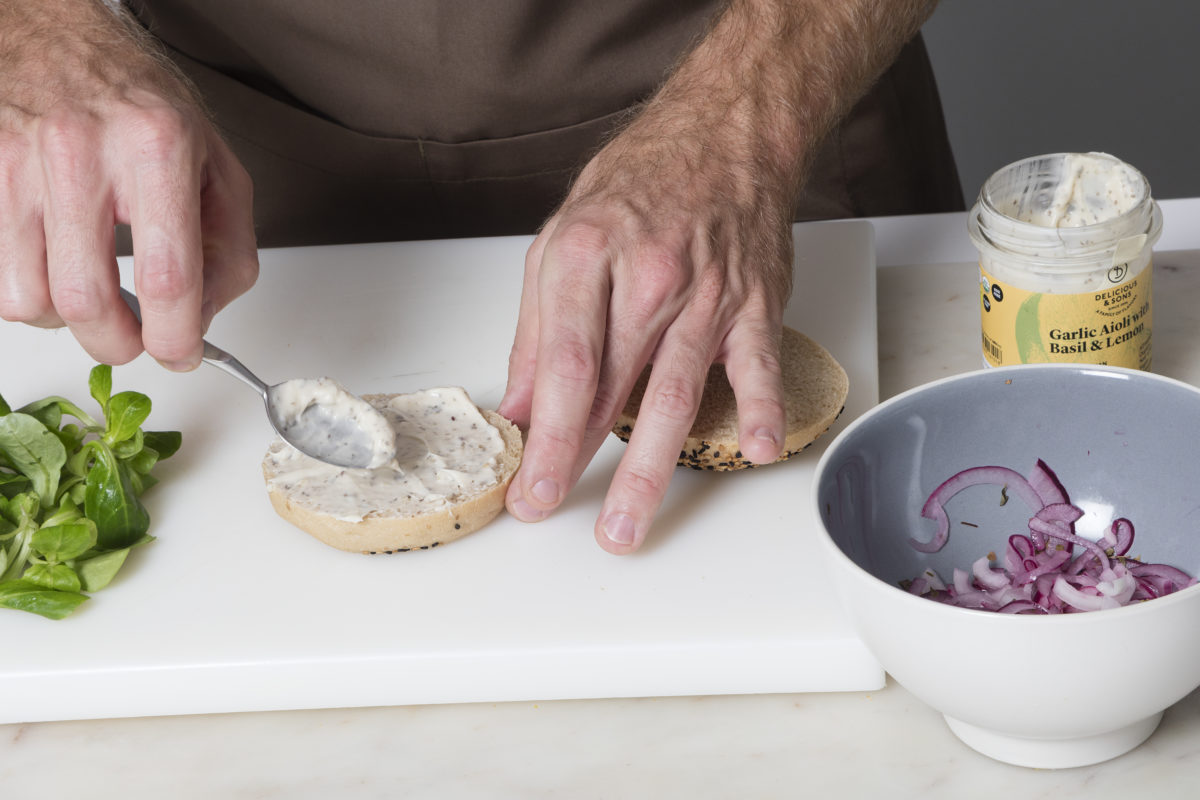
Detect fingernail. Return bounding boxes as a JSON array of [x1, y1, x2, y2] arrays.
[[753, 426, 778, 446], [531, 478, 559, 506], [510, 497, 547, 523], [159, 358, 200, 373], [602, 513, 637, 546]]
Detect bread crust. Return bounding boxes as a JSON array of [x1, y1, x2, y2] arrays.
[[264, 406, 522, 553], [612, 326, 848, 471]]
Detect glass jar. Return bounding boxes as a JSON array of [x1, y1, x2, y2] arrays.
[[967, 152, 1162, 370]]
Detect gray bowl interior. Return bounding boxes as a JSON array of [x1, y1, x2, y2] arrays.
[[817, 366, 1200, 591]]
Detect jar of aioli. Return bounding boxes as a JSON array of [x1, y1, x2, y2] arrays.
[[968, 152, 1162, 370]]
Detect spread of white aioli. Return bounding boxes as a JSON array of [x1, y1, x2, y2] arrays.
[[1010, 153, 1142, 228], [267, 377, 397, 469], [263, 387, 505, 522]]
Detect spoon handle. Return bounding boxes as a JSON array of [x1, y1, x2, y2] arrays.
[[119, 288, 269, 396], [200, 342, 269, 396]]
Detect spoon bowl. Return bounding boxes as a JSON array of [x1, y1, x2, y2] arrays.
[[120, 289, 393, 469]]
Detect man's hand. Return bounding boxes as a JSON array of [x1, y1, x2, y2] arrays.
[[500, 0, 937, 553], [500, 111, 795, 556], [0, 0, 258, 370]]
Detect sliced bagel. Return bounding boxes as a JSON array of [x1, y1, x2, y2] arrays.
[[612, 326, 848, 471], [263, 389, 522, 553]]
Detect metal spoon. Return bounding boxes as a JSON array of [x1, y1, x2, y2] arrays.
[[119, 288, 394, 469]]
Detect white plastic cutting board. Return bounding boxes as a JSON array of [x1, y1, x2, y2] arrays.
[[0, 219, 881, 723]]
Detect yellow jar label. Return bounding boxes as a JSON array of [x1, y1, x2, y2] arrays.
[[979, 263, 1152, 369]]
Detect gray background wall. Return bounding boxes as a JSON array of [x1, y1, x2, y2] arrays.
[[921, 2, 1198, 205]]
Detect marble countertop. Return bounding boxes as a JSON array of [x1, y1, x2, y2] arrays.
[[5, 203, 1200, 797]]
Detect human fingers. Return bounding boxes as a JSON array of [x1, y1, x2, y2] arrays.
[[122, 102, 206, 370], [497, 220, 555, 429], [558, 234, 705, 490], [39, 108, 142, 364], [504, 221, 611, 523], [719, 305, 786, 465], [195, 133, 259, 331], [0, 128, 58, 328], [594, 313, 715, 554]]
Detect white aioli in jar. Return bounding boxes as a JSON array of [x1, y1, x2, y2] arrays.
[[968, 152, 1161, 369]]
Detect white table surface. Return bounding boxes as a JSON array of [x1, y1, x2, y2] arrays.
[[4, 200, 1200, 797]]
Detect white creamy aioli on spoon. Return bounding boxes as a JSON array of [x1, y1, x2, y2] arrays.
[[267, 378, 398, 470], [118, 287, 394, 469]]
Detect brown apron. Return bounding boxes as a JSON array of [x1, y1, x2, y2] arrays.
[[127, 1, 962, 248]]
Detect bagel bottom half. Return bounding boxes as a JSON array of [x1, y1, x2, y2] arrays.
[[612, 326, 848, 471], [263, 397, 522, 554]]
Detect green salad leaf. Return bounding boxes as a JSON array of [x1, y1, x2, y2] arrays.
[[89, 367, 112, 413], [84, 442, 151, 549], [0, 365, 180, 619], [32, 520, 97, 562], [0, 413, 68, 509], [0, 580, 88, 620]]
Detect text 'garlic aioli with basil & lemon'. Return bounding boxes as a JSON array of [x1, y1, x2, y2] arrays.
[[968, 152, 1161, 370]]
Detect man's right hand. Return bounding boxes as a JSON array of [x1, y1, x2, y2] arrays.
[[0, 0, 258, 370]]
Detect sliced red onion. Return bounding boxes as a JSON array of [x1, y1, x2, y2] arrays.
[[1095, 567, 1138, 605], [911, 466, 1043, 553], [972, 555, 1011, 591], [1028, 458, 1070, 506], [1034, 502, 1083, 524], [1129, 562, 1195, 596], [906, 576, 931, 596], [1029, 513, 1111, 571], [904, 461, 1197, 614], [1012, 544, 1071, 585], [997, 599, 1041, 614], [1052, 576, 1122, 612], [1104, 518, 1134, 556]]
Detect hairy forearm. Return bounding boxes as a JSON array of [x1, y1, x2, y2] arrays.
[[636, 0, 939, 203], [0, 0, 193, 115]]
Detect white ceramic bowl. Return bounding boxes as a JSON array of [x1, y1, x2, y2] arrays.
[[813, 365, 1200, 768]]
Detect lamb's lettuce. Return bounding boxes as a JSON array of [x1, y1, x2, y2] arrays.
[[0, 365, 180, 619]]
